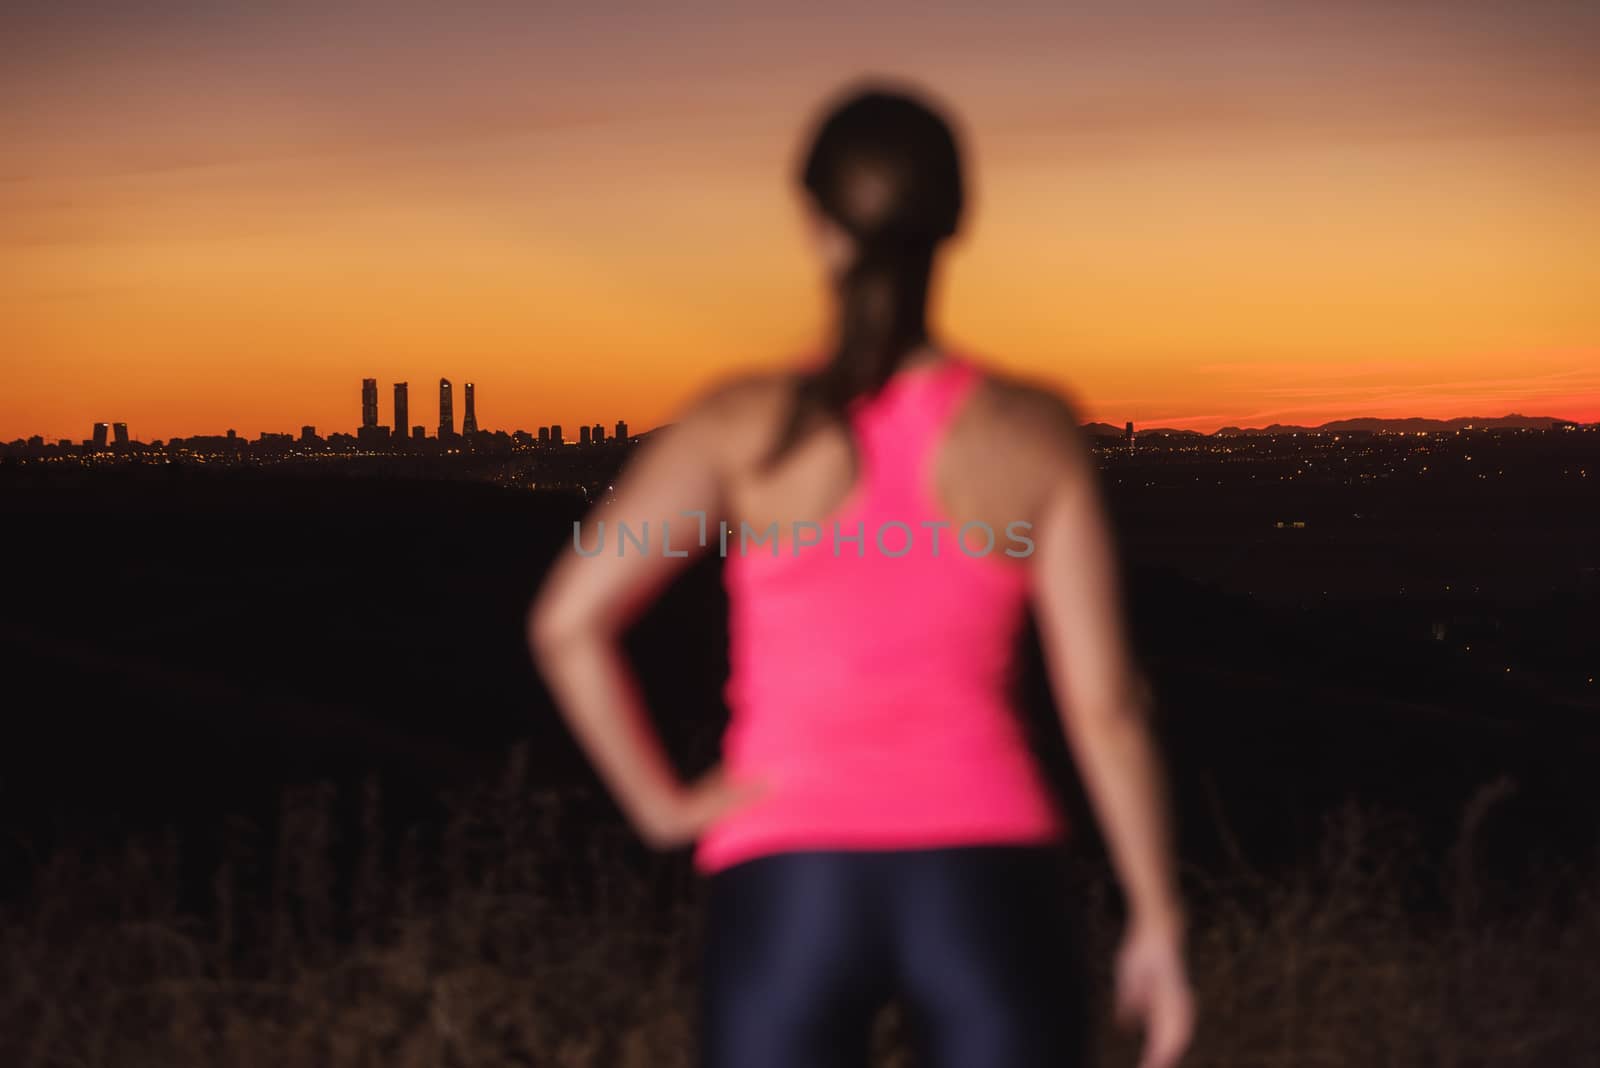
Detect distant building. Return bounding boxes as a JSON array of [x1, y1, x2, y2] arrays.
[[615, 419, 628, 441], [394, 382, 409, 439], [579, 425, 591, 445], [462, 381, 478, 434], [438, 378, 454, 438], [362, 378, 379, 428], [301, 425, 316, 442], [1125, 420, 1134, 443], [412, 425, 425, 441], [93, 422, 109, 448], [551, 424, 563, 445], [112, 422, 129, 445], [538, 426, 550, 444], [592, 422, 605, 443]]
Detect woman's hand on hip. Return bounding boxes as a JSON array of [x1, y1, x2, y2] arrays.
[[636, 763, 772, 850]]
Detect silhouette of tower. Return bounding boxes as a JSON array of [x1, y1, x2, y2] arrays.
[[362, 378, 379, 428], [394, 382, 409, 439], [615, 419, 628, 441], [462, 381, 478, 434], [438, 378, 454, 438], [1125, 420, 1134, 445], [579, 425, 591, 445], [592, 422, 605, 443], [93, 422, 109, 448], [551, 424, 563, 444], [112, 422, 129, 445], [538, 427, 549, 444]]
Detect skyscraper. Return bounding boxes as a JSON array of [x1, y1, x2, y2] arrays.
[[538, 427, 549, 444], [394, 382, 409, 440], [438, 378, 454, 438], [93, 422, 109, 448], [1125, 420, 1134, 445], [112, 422, 129, 445], [362, 378, 379, 428], [579, 425, 591, 445], [462, 381, 478, 434], [551, 424, 563, 445], [615, 420, 628, 441], [592, 422, 605, 443]]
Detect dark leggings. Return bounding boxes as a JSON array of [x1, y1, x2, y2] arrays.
[[699, 843, 1091, 1068]]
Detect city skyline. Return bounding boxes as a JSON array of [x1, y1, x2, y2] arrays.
[[12, 373, 643, 448]]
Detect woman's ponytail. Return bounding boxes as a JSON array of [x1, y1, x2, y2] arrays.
[[760, 85, 963, 471]]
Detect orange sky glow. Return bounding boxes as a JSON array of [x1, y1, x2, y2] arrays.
[[4, 2, 1598, 441]]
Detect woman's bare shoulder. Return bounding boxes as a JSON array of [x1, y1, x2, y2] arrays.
[[668, 365, 804, 464], [968, 361, 1093, 464]]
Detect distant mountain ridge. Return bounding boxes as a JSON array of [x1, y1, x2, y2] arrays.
[[1083, 413, 1588, 438]]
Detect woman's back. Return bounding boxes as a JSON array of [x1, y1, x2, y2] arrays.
[[692, 349, 1070, 874]]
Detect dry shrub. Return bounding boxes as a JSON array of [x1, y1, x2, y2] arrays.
[[2, 751, 1594, 1067]]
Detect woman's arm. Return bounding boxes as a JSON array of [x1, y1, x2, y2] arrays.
[[527, 386, 768, 850], [1027, 392, 1193, 1068]]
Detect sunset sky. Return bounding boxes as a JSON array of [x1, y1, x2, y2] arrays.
[[4, 1, 1598, 441]]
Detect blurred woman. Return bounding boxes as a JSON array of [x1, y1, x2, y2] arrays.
[[531, 79, 1193, 1068]]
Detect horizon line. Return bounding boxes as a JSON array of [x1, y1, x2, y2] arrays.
[[16, 407, 1594, 445]]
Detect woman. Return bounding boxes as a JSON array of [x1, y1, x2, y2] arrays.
[[530, 80, 1194, 1068]]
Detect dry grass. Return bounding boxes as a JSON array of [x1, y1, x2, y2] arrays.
[[3, 749, 1595, 1067]]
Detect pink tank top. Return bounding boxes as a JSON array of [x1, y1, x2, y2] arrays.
[[692, 352, 1068, 875]]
